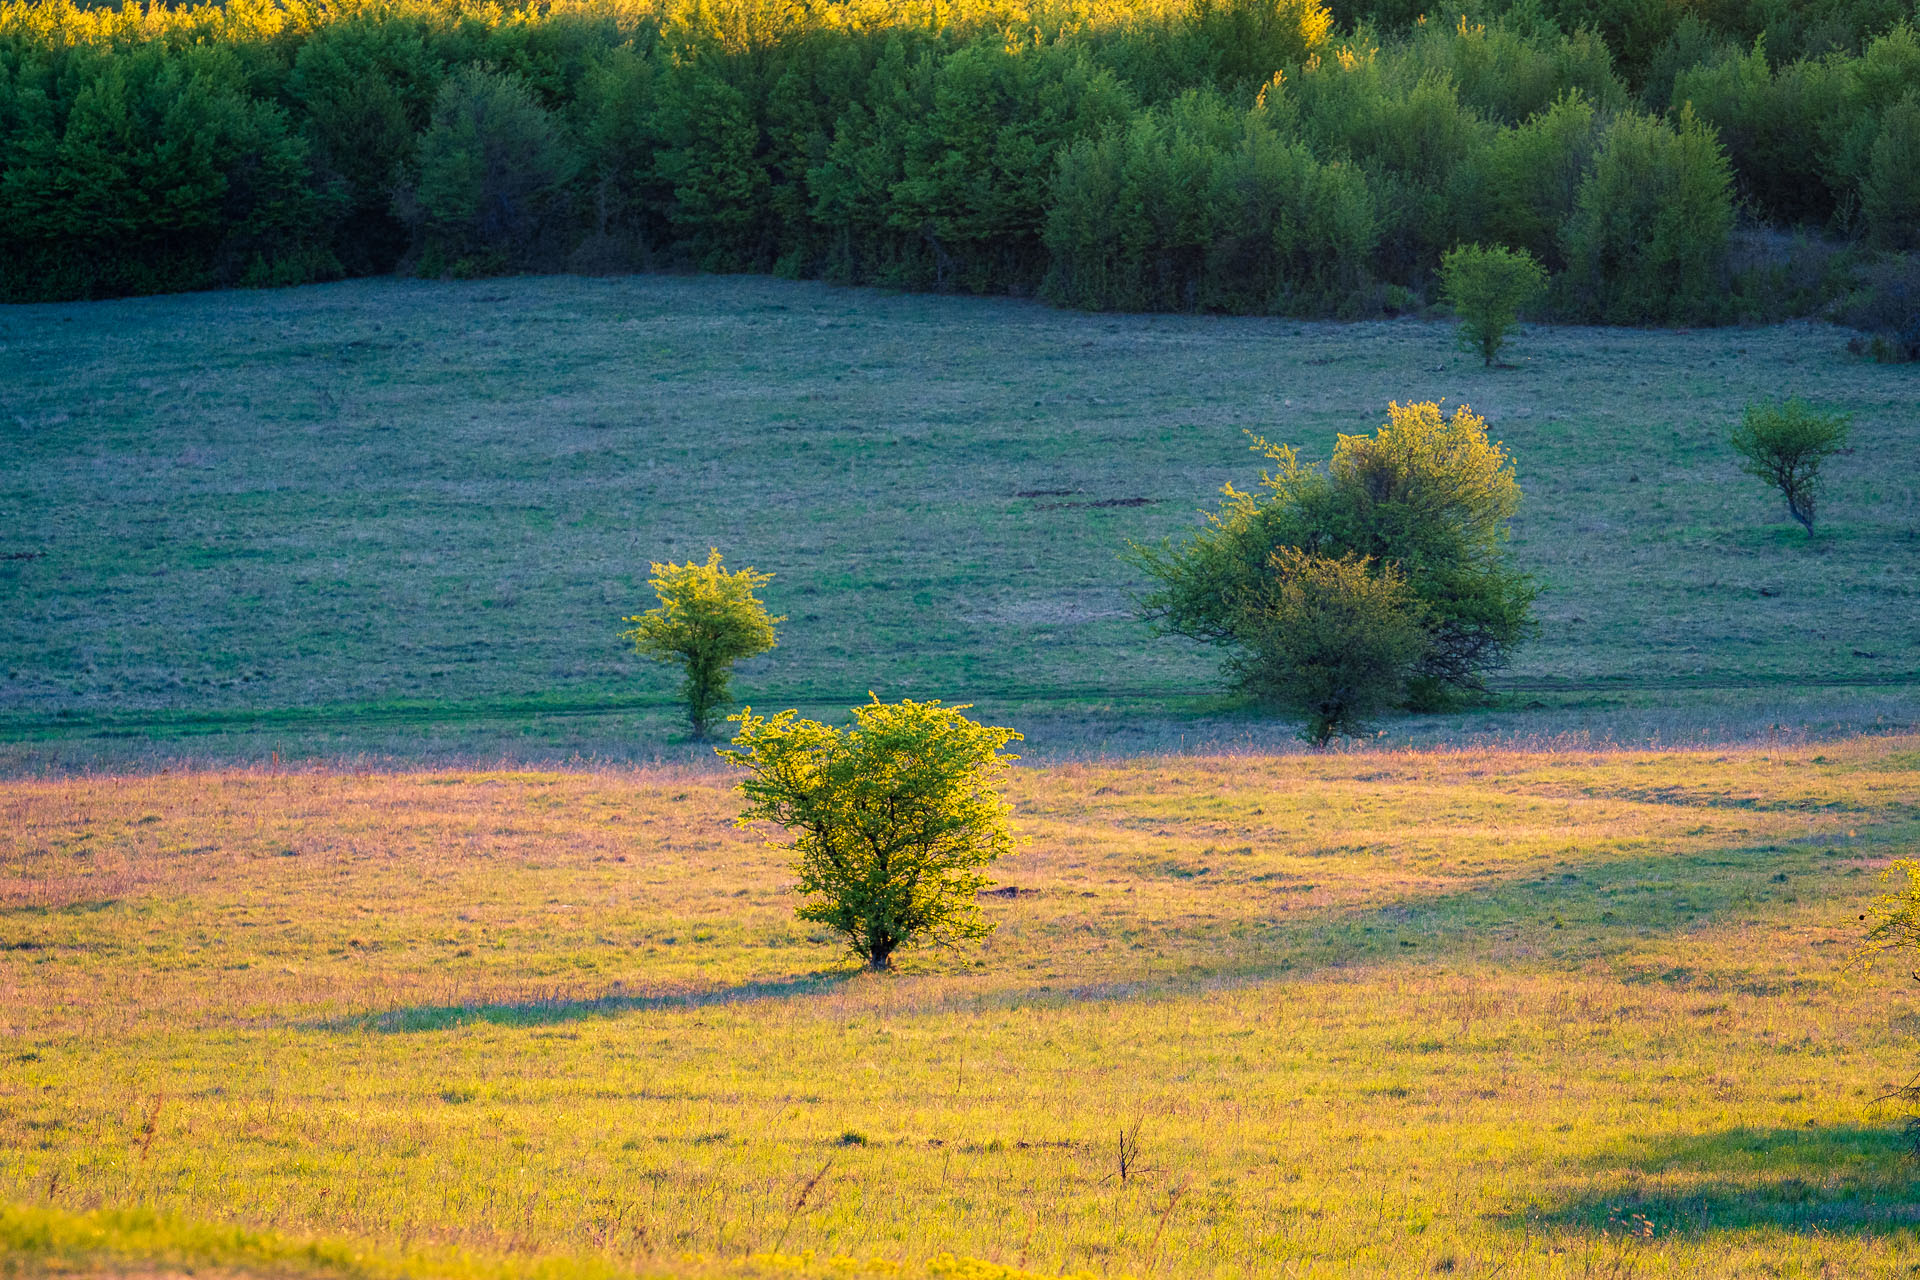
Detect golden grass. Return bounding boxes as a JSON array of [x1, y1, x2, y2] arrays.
[[4, 737, 1920, 1276]]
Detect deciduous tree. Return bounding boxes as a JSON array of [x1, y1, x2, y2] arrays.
[[1730, 397, 1849, 535], [622, 549, 782, 737], [721, 698, 1021, 971]]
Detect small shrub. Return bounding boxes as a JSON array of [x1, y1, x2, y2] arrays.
[[1439, 243, 1547, 365], [1233, 549, 1427, 746], [721, 698, 1022, 971], [1729, 398, 1851, 535], [621, 549, 783, 738]]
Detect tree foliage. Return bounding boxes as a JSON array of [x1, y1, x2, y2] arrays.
[[1440, 242, 1547, 365], [1855, 859, 1920, 1113], [1132, 401, 1534, 711], [396, 65, 580, 276], [621, 549, 782, 738], [1729, 398, 1851, 535], [1232, 548, 1428, 745], [0, 0, 1912, 311], [1559, 106, 1735, 324], [720, 698, 1022, 971]]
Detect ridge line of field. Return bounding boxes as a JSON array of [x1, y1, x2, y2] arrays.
[[0, 671, 1914, 740]]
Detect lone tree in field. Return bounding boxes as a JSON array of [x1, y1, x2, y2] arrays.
[[1131, 401, 1534, 728], [622, 549, 782, 738], [1730, 398, 1850, 536], [1856, 860, 1920, 1116], [1439, 243, 1547, 367], [721, 698, 1021, 971], [1235, 549, 1429, 746]]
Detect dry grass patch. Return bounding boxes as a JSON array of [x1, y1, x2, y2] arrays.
[[3, 738, 1919, 1275]]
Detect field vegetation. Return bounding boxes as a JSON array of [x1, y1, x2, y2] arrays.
[[4, 737, 1920, 1276], [0, 0, 1916, 339], [2, 275, 1916, 766]]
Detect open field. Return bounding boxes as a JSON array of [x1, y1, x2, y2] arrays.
[[2, 275, 1917, 766], [4, 738, 1920, 1276]]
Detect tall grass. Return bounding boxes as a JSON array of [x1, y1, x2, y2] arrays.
[[5, 738, 1920, 1275]]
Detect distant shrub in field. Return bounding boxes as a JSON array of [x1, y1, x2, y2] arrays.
[[1560, 107, 1735, 324], [1439, 243, 1547, 365], [396, 66, 579, 277], [1233, 549, 1428, 745], [621, 550, 782, 738], [1730, 398, 1851, 535], [721, 698, 1021, 971], [1132, 401, 1534, 714]]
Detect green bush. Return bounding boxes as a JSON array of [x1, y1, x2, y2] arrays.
[[646, 56, 773, 272], [1729, 398, 1851, 535], [1862, 91, 1920, 249], [1560, 106, 1735, 323], [1440, 243, 1548, 365], [721, 698, 1022, 971], [0, 43, 335, 300], [1232, 548, 1428, 746], [286, 18, 444, 275], [621, 549, 783, 738], [888, 39, 1133, 293], [1672, 44, 1848, 228], [397, 65, 580, 276], [1131, 401, 1535, 707], [1463, 90, 1599, 271], [1042, 90, 1235, 311], [1404, 15, 1624, 125], [1207, 95, 1377, 313], [1293, 50, 1492, 281]]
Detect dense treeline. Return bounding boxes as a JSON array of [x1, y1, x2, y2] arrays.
[[1, 0, 1916, 322]]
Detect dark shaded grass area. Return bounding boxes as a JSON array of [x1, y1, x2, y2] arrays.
[[3, 274, 1918, 765]]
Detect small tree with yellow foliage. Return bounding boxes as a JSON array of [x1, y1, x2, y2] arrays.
[[721, 698, 1021, 970], [622, 549, 782, 738], [1132, 400, 1534, 715], [1235, 549, 1428, 746], [1858, 861, 1920, 1133]]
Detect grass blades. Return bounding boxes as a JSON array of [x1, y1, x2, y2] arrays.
[[4, 736, 1919, 1275]]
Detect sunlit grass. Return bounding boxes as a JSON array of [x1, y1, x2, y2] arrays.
[[5, 736, 1919, 1275]]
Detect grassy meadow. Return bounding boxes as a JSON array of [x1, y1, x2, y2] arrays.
[[5, 737, 1920, 1276], [2, 274, 1918, 766]]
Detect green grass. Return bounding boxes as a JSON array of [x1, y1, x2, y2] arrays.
[[4, 739, 1920, 1276], [2, 276, 1917, 765]]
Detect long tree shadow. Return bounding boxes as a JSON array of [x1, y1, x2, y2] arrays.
[[314, 813, 1912, 1032], [319, 971, 852, 1033], [1524, 1124, 1920, 1237]]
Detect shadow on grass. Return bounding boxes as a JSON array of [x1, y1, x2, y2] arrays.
[[323, 971, 852, 1033], [1525, 1124, 1920, 1236]]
